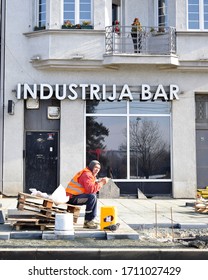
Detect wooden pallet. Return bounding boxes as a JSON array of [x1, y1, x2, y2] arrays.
[[12, 220, 55, 231], [16, 192, 81, 224]]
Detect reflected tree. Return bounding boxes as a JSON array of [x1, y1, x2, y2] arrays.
[[86, 101, 109, 163], [130, 118, 169, 179]]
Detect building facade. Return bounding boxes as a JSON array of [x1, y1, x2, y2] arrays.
[[1, 0, 208, 198]]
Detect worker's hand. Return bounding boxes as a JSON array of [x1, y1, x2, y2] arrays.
[[100, 177, 109, 185]]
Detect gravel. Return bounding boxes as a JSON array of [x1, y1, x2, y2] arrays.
[[0, 228, 208, 249]]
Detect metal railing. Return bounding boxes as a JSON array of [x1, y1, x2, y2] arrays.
[[105, 26, 176, 55]]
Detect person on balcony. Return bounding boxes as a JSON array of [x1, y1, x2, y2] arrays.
[[66, 160, 109, 229], [131, 18, 142, 53]]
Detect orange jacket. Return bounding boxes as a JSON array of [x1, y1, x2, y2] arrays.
[[66, 167, 103, 196], [66, 167, 89, 196]]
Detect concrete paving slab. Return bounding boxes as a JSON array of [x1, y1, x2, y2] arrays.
[[0, 232, 10, 240], [10, 231, 42, 239], [106, 228, 139, 240], [75, 230, 106, 239], [179, 223, 208, 229]]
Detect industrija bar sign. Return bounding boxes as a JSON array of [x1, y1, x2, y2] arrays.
[[16, 83, 180, 101]]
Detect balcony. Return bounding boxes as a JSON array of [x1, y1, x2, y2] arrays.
[[24, 26, 179, 70], [103, 26, 179, 67]]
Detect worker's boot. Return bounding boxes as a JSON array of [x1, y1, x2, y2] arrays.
[[83, 220, 98, 229]]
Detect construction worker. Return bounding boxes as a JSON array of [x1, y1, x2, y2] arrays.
[[66, 160, 109, 229]]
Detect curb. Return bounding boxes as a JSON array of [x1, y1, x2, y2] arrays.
[[0, 248, 208, 260]]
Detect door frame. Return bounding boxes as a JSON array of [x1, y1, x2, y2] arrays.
[[23, 130, 60, 193]]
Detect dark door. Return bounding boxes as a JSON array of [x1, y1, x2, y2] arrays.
[[196, 129, 208, 188], [25, 131, 59, 194]]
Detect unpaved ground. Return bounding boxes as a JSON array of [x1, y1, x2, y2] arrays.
[[0, 228, 207, 249]]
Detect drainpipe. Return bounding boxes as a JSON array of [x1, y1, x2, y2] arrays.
[[0, 0, 6, 194]]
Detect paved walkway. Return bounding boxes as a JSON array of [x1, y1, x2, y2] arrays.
[[1, 196, 206, 229], [1, 197, 208, 260]]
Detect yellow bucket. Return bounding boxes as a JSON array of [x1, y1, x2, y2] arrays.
[[100, 206, 117, 230]]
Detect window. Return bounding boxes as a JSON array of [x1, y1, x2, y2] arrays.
[[86, 99, 171, 181], [158, 0, 168, 28], [188, 0, 208, 30], [63, 0, 92, 25], [38, 0, 46, 27]]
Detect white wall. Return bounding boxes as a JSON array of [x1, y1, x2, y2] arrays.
[[60, 99, 85, 189]]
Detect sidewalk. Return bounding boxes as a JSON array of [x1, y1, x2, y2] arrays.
[[0, 196, 206, 232], [1, 196, 208, 260]]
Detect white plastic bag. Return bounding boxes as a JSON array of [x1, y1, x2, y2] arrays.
[[29, 188, 49, 199], [49, 184, 68, 205]]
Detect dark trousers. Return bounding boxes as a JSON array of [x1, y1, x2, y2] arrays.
[[68, 193, 97, 221], [131, 32, 142, 53]]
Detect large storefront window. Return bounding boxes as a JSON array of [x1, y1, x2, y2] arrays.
[[63, 0, 92, 25], [86, 100, 171, 183]]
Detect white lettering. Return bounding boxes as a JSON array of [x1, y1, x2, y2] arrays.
[[17, 83, 22, 99], [16, 83, 180, 101], [119, 84, 133, 100], [141, 84, 152, 100], [153, 84, 168, 101], [68, 84, 78, 100], [90, 84, 100, 100], [55, 84, 66, 100], [40, 84, 53, 99], [102, 84, 106, 100], [24, 83, 37, 99], [107, 84, 117, 101], [170, 84, 179, 100], [80, 84, 88, 100]]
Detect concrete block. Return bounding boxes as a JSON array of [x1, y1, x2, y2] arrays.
[[137, 188, 147, 199], [54, 230, 75, 240], [0, 210, 5, 224], [43, 232, 75, 240], [0, 232, 10, 240], [179, 223, 208, 229], [75, 230, 106, 239], [42, 232, 58, 240], [99, 179, 120, 198], [10, 231, 42, 239]]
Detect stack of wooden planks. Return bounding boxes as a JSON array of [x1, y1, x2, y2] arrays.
[[7, 192, 81, 230]]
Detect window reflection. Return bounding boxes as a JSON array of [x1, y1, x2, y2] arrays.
[[86, 100, 171, 181], [130, 100, 170, 114], [86, 100, 126, 114], [86, 116, 127, 179], [130, 117, 170, 179]]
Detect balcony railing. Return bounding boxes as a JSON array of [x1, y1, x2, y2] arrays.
[[105, 26, 176, 55]]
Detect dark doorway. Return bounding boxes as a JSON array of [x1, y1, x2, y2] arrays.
[[196, 129, 208, 188], [112, 0, 120, 24], [25, 131, 59, 194], [195, 95, 208, 188]]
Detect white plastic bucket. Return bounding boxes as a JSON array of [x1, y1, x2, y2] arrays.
[[54, 213, 73, 235]]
